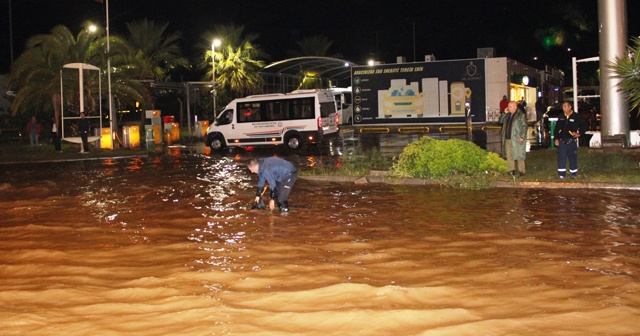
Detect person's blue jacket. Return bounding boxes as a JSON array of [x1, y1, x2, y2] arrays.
[[256, 158, 297, 196]]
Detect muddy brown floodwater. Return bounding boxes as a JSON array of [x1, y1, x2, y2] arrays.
[[1, 150, 639, 335]]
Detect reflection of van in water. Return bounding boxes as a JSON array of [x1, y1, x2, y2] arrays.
[[205, 89, 339, 150], [330, 87, 353, 125]]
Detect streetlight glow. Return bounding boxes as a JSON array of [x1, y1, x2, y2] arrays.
[[212, 39, 221, 116]]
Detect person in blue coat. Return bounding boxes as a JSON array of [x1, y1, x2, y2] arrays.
[[248, 157, 298, 212]]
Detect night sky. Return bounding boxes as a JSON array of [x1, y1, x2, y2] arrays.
[[1, 0, 639, 78]]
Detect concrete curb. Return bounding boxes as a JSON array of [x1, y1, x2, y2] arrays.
[[299, 175, 640, 190], [492, 180, 640, 190], [0, 154, 148, 165]]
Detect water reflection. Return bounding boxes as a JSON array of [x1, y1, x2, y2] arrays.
[[1, 153, 639, 335]]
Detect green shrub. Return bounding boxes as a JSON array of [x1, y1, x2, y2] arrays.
[[389, 136, 508, 180]]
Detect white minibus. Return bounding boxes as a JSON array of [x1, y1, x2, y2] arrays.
[[205, 89, 339, 150]]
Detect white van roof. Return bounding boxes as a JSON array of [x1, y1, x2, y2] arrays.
[[290, 89, 330, 94], [245, 93, 286, 98]]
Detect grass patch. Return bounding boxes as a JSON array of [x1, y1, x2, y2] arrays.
[[521, 147, 640, 183], [301, 147, 393, 177]]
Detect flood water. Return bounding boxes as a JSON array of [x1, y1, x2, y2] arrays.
[[1, 149, 640, 335]]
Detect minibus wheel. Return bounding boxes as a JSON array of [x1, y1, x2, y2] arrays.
[[210, 136, 226, 150], [285, 134, 302, 150]]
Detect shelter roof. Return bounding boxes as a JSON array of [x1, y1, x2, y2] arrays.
[[259, 56, 358, 83]]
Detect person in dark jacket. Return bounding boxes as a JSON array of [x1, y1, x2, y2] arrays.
[[78, 112, 90, 153], [248, 157, 298, 212], [554, 101, 588, 179]]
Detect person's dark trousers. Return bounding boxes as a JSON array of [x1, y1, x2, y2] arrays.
[[275, 172, 298, 207], [52, 132, 61, 151], [80, 133, 89, 152], [557, 140, 578, 177]]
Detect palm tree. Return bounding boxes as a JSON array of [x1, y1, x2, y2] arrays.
[[200, 24, 267, 100], [3, 24, 145, 120], [216, 42, 266, 97], [610, 37, 640, 114], [122, 19, 190, 125], [3, 24, 101, 117], [284, 35, 344, 90], [286, 35, 343, 59], [124, 19, 190, 82]]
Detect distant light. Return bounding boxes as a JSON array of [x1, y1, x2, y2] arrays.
[[88, 25, 97, 33], [533, 56, 538, 61], [567, 48, 571, 52], [368, 60, 375, 66], [344, 62, 350, 67]]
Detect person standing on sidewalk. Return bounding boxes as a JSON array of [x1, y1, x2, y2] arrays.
[[247, 157, 298, 212], [499, 95, 509, 113], [78, 112, 90, 153], [499, 101, 528, 176], [26, 116, 41, 150], [554, 101, 588, 179], [51, 116, 61, 152]]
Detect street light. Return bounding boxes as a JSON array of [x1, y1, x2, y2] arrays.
[[212, 39, 221, 116]]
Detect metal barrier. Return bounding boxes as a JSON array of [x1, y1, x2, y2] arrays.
[[397, 126, 430, 134], [358, 127, 390, 134]]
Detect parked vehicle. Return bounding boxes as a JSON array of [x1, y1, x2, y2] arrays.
[[204, 89, 339, 151], [330, 87, 353, 125]]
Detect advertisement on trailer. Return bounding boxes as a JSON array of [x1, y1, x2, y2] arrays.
[[351, 59, 486, 124]]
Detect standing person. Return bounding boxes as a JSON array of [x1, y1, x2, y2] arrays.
[[554, 101, 588, 179], [26, 116, 41, 150], [535, 98, 546, 145], [51, 116, 61, 152], [518, 97, 527, 110], [78, 112, 90, 153], [535, 98, 545, 122], [247, 157, 298, 212], [499, 95, 509, 113], [499, 101, 528, 176]]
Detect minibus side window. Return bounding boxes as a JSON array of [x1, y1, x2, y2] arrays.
[[238, 102, 261, 122], [291, 97, 314, 120]]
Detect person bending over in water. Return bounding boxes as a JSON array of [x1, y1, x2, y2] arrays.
[[247, 157, 298, 212]]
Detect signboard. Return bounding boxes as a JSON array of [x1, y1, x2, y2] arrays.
[[351, 59, 486, 124]]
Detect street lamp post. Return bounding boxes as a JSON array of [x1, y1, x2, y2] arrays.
[[212, 39, 221, 116], [106, 0, 114, 149]]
